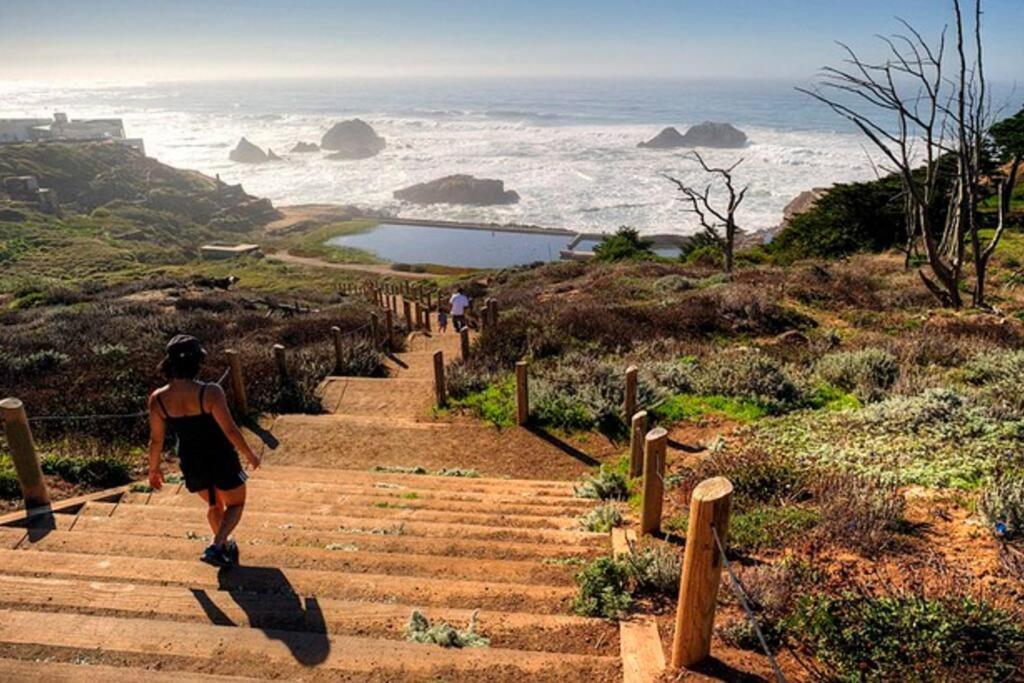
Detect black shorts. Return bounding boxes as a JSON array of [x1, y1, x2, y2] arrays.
[[182, 451, 247, 493]]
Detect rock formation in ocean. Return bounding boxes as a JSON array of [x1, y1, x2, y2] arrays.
[[267, 149, 282, 161], [320, 119, 386, 159], [393, 175, 520, 206], [639, 122, 748, 149], [229, 137, 272, 163], [290, 141, 319, 153]]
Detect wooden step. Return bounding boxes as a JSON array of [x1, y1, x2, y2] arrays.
[[0, 610, 620, 681], [81, 501, 607, 546], [53, 513, 600, 561], [145, 482, 593, 518], [321, 376, 434, 417], [0, 657, 262, 682], [16, 530, 578, 586], [0, 574, 617, 656], [121, 491, 583, 530], [0, 549, 577, 614], [254, 464, 582, 497]]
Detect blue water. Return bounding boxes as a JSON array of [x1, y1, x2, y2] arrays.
[[329, 223, 580, 268]]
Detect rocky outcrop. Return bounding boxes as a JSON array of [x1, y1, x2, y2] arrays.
[[321, 119, 386, 159], [639, 122, 748, 149], [290, 141, 319, 153], [229, 137, 273, 163], [393, 175, 520, 206]]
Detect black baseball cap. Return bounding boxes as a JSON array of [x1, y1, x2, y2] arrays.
[[165, 334, 206, 361]]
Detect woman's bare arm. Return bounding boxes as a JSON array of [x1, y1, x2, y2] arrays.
[[147, 392, 167, 489], [207, 384, 260, 468]]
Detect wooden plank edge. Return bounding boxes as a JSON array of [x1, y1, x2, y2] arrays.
[[0, 485, 129, 527], [620, 615, 667, 683]]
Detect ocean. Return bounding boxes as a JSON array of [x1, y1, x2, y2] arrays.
[[1, 78, 887, 235]]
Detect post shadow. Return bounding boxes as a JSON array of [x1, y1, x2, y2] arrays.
[[190, 565, 329, 666], [22, 508, 56, 543], [525, 424, 601, 467], [243, 419, 279, 451]]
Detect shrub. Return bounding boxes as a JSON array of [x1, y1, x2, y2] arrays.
[[446, 361, 500, 400], [814, 348, 899, 402], [789, 592, 1024, 682], [572, 556, 633, 618], [593, 226, 655, 262], [981, 467, 1024, 541], [719, 556, 820, 650], [405, 610, 489, 648], [0, 464, 20, 499], [622, 544, 682, 597], [655, 274, 696, 293], [575, 466, 631, 501], [677, 449, 809, 507], [811, 472, 906, 554], [40, 454, 133, 488], [455, 376, 516, 428], [693, 351, 801, 413], [729, 504, 821, 554], [579, 503, 624, 532]]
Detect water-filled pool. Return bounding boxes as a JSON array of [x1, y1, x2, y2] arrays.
[[326, 223, 578, 268]]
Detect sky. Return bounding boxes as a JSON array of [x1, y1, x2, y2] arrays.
[[1, 0, 1022, 83]]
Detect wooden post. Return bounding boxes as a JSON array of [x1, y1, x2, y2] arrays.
[[370, 314, 381, 349], [384, 309, 394, 349], [629, 410, 648, 478], [424, 307, 432, 333], [671, 477, 734, 669], [488, 298, 499, 327], [625, 365, 638, 429], [640, 427, 667, 536], [273, 343, 288, 381], [433, 350, 447, 407], [225, 349, 249, 416], [460, 327, 471, 361], [0, 398, 50, 509], [331, 326, 344, 372], [403, 300, 413, 332], [515, 360, 529, 426]]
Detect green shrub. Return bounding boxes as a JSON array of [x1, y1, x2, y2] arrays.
[[693, 351, 801, 414], [593, 226, 655, 262], [655, 274, 696, 293], [815, 348, 899, 402], [0, 465, 20, 499], [40, 454, 132, 488], [405, 610, 489, 648], [729, 504, 821, 553], [790, 592, 1024, 682], [572, 556, 633, 618], [981, 467, 1024, 541], [575, 466, 631, 501], [651, 394, 769, 424], [578, 503, 624, 532], [455, 376, 516, 428], [813, 473, 907, 554], [622, 545, 682, 597], [532, 391, 597, 432], [681, 449, 809, 507]]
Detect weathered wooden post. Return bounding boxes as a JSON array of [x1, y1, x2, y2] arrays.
[[515, 360, 529, 426], [671, 477, 734, 669], [225, 349, 249, 416], [370, 313, 381, 349], [629, 410, 648, 478], [488, 298, 499, 327], [273, 343, 288, 381], [403, 300, 413, 332], [625, 365, 638, 429], [640, 427, 667, 536], [331, 326, 344, 373], [384, 309, 394, 350], [433, 351, 447, 407], [460, 327, 471, 361], [424, 306, 432, 333], [413, 302, 422, 330], [0, 398, 51, 509]]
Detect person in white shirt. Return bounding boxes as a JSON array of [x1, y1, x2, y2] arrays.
[[449, 288, 470, 332]]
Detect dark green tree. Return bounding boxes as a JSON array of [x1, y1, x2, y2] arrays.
[[593, 226, 654, 262], [990, 106, 1024, 217]]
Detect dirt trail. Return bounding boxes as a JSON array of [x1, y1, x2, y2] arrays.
[[0, 301, 626, 681]]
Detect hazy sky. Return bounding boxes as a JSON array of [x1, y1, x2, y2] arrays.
[[1, 0, 1022, 83]]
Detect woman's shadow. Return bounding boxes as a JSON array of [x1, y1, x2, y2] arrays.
[[190, 565, 330, 666]]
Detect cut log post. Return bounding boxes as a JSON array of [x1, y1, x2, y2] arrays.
[[403, 300, 413, 332], [460, 327, 471, 361], [424, 307, 432, 333], [384, 309, 394, 350], [370, 314, 381, 349], [671, 477, 734, 669], [488, 299, 499, 327], [625, 365, 638, 429], [273, 343, 288, 381], [433, 351, 447, 407], [515, 360, 529, 426], [0, 398, 50, 509], [225, 349, 249, 416], [330, 326, 344, 373], [629, 410, 648, 478], [640, 427, 667, 536]]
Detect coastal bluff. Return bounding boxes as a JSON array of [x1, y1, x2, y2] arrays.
[[639, 121, 748, 149], [321, 119, 386, 160], [393, 175, 521, 206]]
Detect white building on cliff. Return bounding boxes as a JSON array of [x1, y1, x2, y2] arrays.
[[0, 113, 144, 154]]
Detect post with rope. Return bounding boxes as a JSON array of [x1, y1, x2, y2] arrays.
[[672, 477, 734, 670], [433, 351, 447, 407], [225, 349, 249, 417], [0, 398, 50, 510], [460, 327, 471, 361], [515, 360, 529, 426], [624, 365, 638, 429], [273, 344, 288, 382], [629, 410, 648, 478], [640, 427, 667, 536]]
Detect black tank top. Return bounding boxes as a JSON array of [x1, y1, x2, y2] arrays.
[[156, 383, 236, 461]]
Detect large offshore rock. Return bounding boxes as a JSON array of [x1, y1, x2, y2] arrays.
[[290, 141, 319, 153], [321, 119, 386, 159], [639, 122, 748, 149], [229, 137, 271, 163], [393, 175, 520, 206]]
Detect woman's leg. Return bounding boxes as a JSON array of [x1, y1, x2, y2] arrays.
[[211, 484, 246, 548], [197, 489, 225, 536]]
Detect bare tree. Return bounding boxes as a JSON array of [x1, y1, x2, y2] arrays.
[[665, 152, 748, 274], [797, 0, 1007, 308]]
